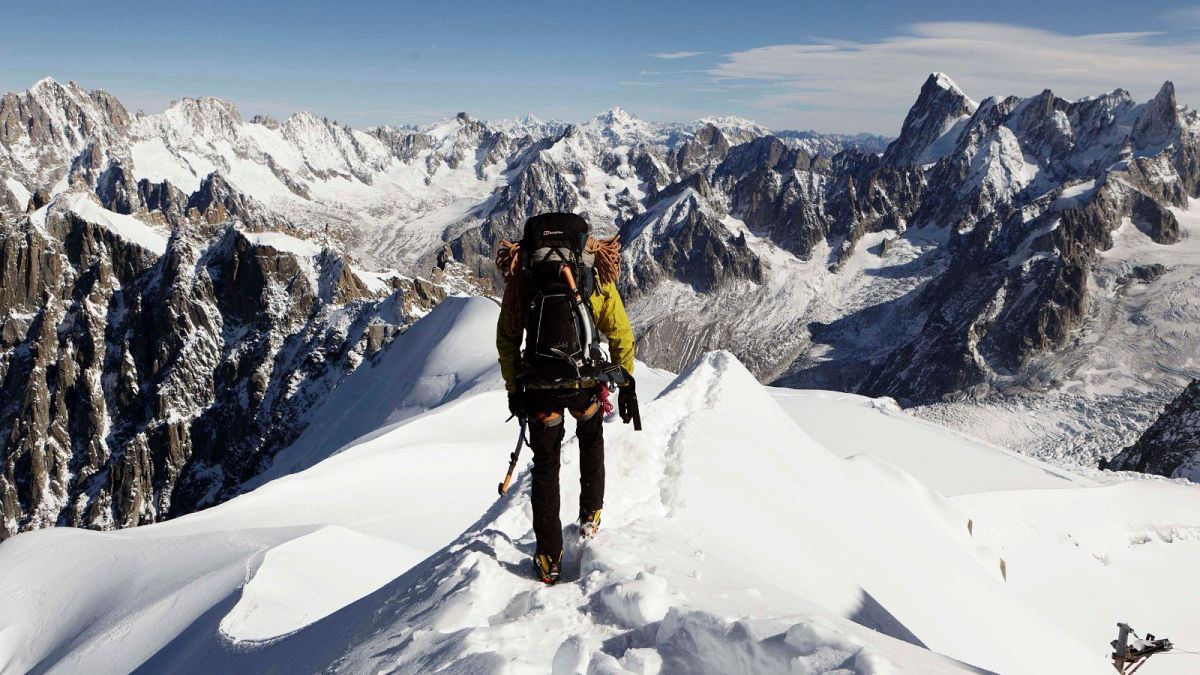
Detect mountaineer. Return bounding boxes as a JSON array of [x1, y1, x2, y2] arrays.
[[495, 212, 640, 584]]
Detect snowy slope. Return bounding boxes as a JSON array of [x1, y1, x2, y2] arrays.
[[247, 295, 507, 483], [61, 192, 169, 254], [2, 298, 1197, 673], [0, 299, 513, 672], [956, 481, 1200, 668], [771, 389, 1091, 495]]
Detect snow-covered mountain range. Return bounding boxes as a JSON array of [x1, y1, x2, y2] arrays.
[[2, 73, 1200, 540], [0, 78, 889, 539], [0, 80, 884, 275]]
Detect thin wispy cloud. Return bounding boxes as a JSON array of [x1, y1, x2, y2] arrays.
[[638, 69, 707, 76], [649, 51, 707, 60], [710, 21, 1200, 133], [1158, 5, 1200, 27]]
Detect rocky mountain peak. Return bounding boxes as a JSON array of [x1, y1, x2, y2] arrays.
[[694, 116, 771, 145], [1131, 81, 1181, 152], [587, 107, 651, 145], [1152, 80, 1178, 111], [163, 96, 244, 131], [26, 77, 91, 104], [281, 110, 341, 137], [693, 122, 728, 147], [250, 114, 281, 130], [1072, 88, 1136, 119], [596, 106, 637, 125], [931, 72, 968, 98], [1004, 88, 1074, 166], [696, 115, 769, 133], [0, 78, 131, 208], [29, 75, 61, 90], [9, 77, 130, 131], [883, 72, 979, 167]]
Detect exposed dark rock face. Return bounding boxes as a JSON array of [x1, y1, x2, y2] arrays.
[[0, 196, 464, 540], [714, 138, 829, 258], [622, 177, 764, 295], [1104, 379, 1200, 479], [95, 162, 276, 231], [672, 124, 732, 176], [882, 73, 977, 167], [0, 79, 130, 183], [1132, 82, 1181, 153], [770, 77, 1200, 405], [1125, 263, 1167, 284]]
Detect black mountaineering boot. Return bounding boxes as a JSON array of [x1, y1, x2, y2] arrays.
[[533, 550, 561, 585], [579, 508, 602, 540]]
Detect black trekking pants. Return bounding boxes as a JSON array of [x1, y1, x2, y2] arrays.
[[525, 386, 604, 558]]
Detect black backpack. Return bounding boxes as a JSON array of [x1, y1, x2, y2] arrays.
[[519, 213, 622, 387]]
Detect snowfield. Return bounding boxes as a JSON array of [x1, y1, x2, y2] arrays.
[[64, 191, 170, 255], [1, 297, 1198, 674]]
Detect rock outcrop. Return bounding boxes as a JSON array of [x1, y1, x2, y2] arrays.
[[1104, 380, 1200, 480], [0, 192, 473, 540]]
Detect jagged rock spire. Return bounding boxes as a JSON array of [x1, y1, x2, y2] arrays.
[[882, 73, 978, 166], [1132, 81, 1181, 151]]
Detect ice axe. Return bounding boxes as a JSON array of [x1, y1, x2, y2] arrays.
[[498, 417, 528, 496]]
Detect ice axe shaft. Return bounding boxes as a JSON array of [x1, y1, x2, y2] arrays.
[[498, 418, 527, 496], [561, 264, 581, 301]]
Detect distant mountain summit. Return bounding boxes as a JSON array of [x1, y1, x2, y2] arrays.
[[882, 72, 978, 166]]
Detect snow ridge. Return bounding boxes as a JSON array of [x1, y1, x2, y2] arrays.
[[0, 302, 1197, 673]]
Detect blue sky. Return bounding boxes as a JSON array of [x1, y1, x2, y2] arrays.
[[4, 0, 1200, 134]]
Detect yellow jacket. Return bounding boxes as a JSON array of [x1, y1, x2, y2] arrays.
[[496, 280, 635, 392]]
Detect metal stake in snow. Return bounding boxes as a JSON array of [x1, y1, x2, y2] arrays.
[[498, 418, 528, 496], [1111, 623, 1172, 673]]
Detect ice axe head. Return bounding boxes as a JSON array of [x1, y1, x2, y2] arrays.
[[497, 418, 527, 497]]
